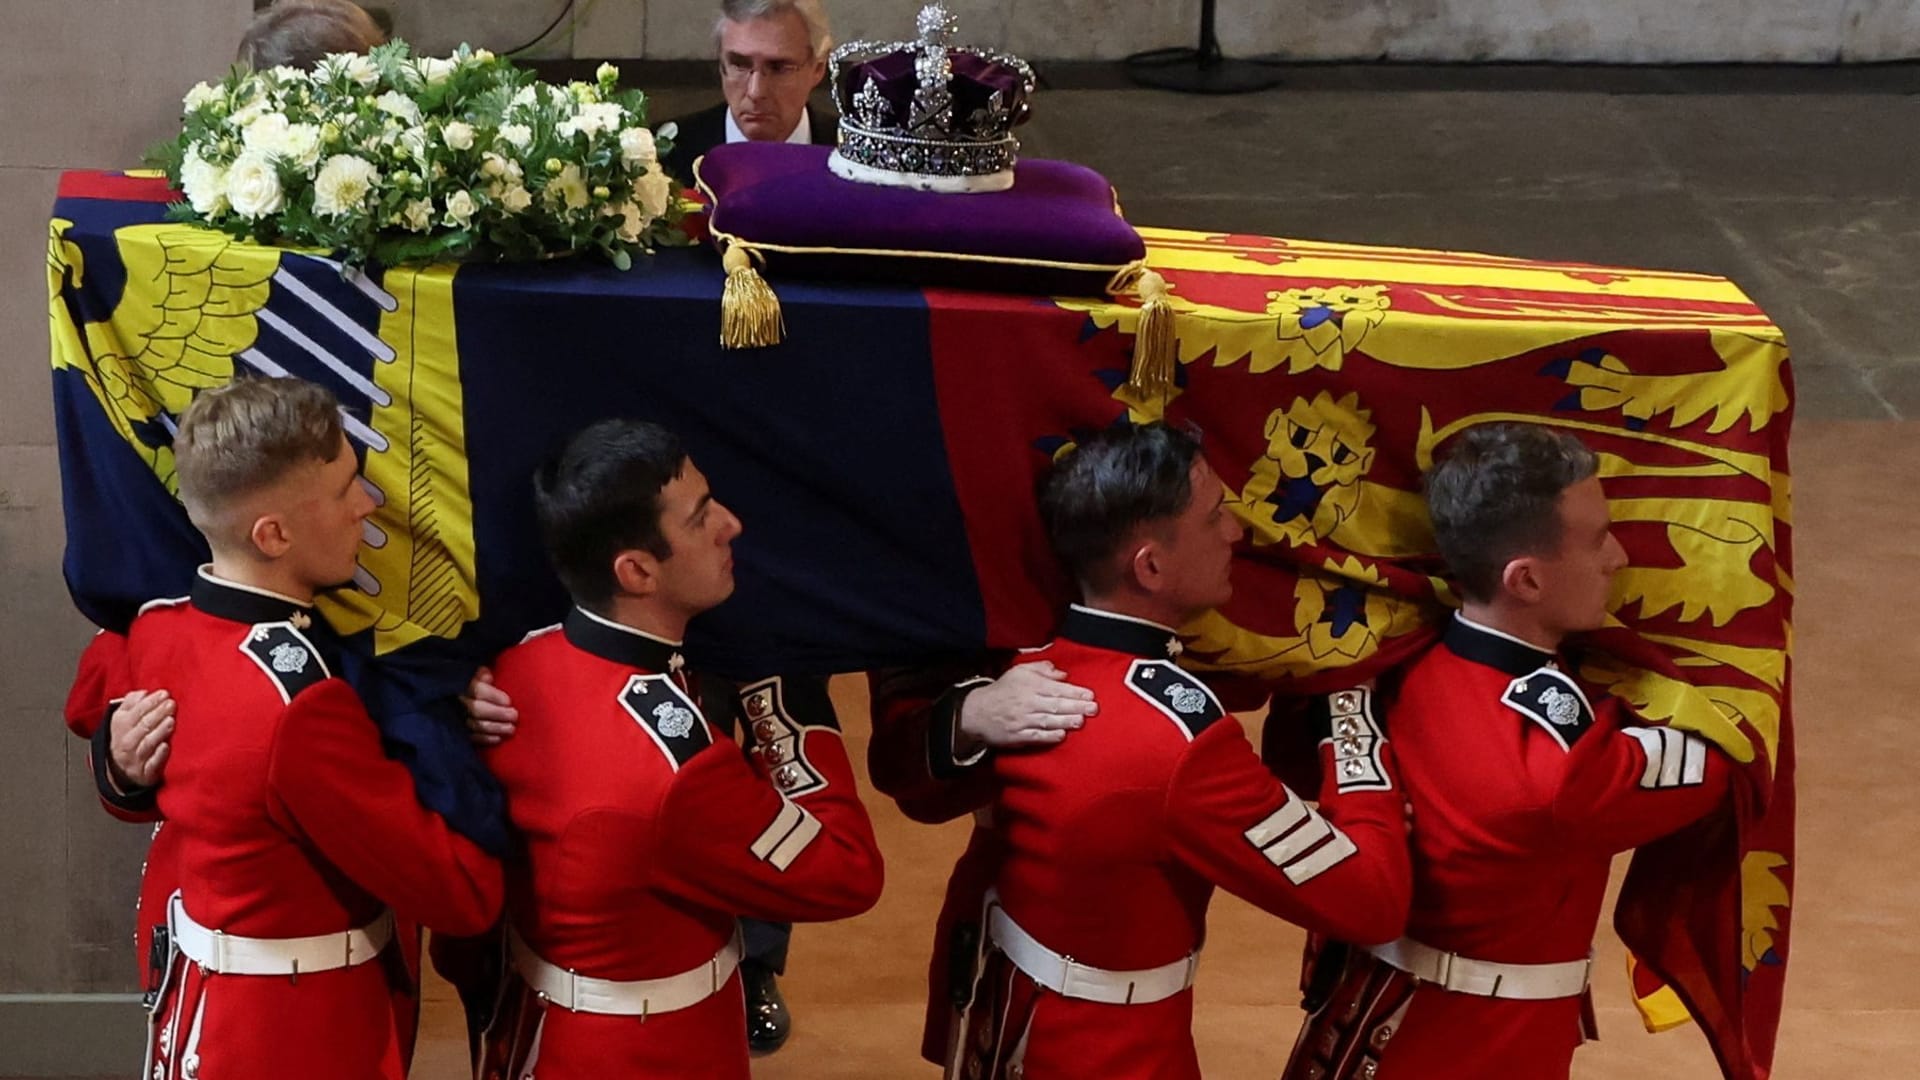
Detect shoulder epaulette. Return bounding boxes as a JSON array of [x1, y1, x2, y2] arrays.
[[1126, 660, 1225, 741], [1501, 666, 1595, 751], [239, 622, 332, 704], [619, 674, 713, 770]]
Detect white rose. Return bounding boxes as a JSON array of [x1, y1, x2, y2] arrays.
[[179, 148, 229, 216], [500, 185, 533, 214], [401, 198, 434, 232], [442, 121, 475, 151], [417, 57, 457, 86], [596, 62, 619, 85], [182, 81, 221, 112], [617, 127, 656, 165], [224, 151, 285, 219], [312, 154, 382, 217], [442, 189, 477, 228], [346, 54, 380, 88], [498, 123, 533, 151], [473, 49, 496, 64], [511, 86, 538, 108], [632, 169, 671, 222], [241, 111, 291, 152], [374, 91, 422, 125], [546, 163, 590, 211], [557, 102, 625, 140], [268, 65, 307, 84]]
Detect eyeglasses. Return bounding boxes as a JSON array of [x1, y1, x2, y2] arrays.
[[719, 56, 813, 84]]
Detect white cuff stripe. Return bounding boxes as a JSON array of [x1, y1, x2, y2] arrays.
[[751, 798, 805, 862], [1245, 792, 1312, 850], [765, 806, 822, 871], [1682, 733, 1708, 785], [1625, 727, 1708, 790], [1282, 827, 1358, 885], [1246, 791, 1347, 880]]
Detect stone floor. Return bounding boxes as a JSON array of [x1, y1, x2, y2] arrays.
[[18, 65, 1920, 1078]]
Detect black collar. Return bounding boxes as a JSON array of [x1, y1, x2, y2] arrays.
[[1058, 604, 1184, 660], [563, 607, 686, 674], [191, 568, 318, 630], [1442, 613, 1555, 677]]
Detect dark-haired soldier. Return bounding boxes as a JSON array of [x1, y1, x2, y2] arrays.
[[476, 419, 883, 1080], [889, 422, 1412, 1080], [1282, 423, 1735, 1080]]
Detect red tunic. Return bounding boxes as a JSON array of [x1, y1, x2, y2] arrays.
[[1284, 615, 1734, 1080], [874, 606, 1412, 1078], [478, 608, 884, 1080], [127, 571, 503, 1080]]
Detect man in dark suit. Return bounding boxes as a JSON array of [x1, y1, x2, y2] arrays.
[[659, 0, 840, 187]]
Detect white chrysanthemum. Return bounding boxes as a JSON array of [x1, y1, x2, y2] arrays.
[[632, 169, 671, 222], [557, 102, 625, 140], [442, 189, 478, 228], [500, 185, 533, 214], [441, 121, 475, 151], [401, 198, 434, 232], [617, 127, 656, 166], [346, 54, 380, 88], [179, 148, 230, 216], [374, 91, 422, 125], [546, 163, 590, 210], [182, 82, 221, 112], [312, 154, 382, 217], [498, 123, 533, 150], [225, 151, 285, 219]]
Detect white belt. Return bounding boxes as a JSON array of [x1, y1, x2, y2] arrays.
[[1368, 937, 1591, 1001], [508, 925, 743, 1017], [986, 896, 1197, 1006], [167, 892, 393, 977]]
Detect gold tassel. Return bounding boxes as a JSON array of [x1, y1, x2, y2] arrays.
[[1124, 268, 1176, 400], [720, 243, 784, 349]]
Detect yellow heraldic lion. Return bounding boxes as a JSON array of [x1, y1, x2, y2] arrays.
[[1558, 332, 1790, 435], [1180, 556, 1429, 682], [1741, 851, 1792, 973], [1239, 391, 1433, 557], [48, 222, 479, 655]]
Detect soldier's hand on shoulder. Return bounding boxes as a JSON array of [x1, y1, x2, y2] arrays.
[[108, 689, 175, 789], [462, 666, 519, 745], [958, 661, 1098, 752]]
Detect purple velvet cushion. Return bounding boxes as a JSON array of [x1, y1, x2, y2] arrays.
[[697, 142, 1146, 296]]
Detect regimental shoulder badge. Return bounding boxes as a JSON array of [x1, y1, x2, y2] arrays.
[[1127, 660, 1225, 741], [1501, 666, 1595, 751], [1320, 684, 1392, 793], [239, 622, 331, 704], [738, 676, 828, 798], [620, 674, 714, 770]]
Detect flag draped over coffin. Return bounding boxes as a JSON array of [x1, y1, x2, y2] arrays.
[[48, 174, 1791, 1078]]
